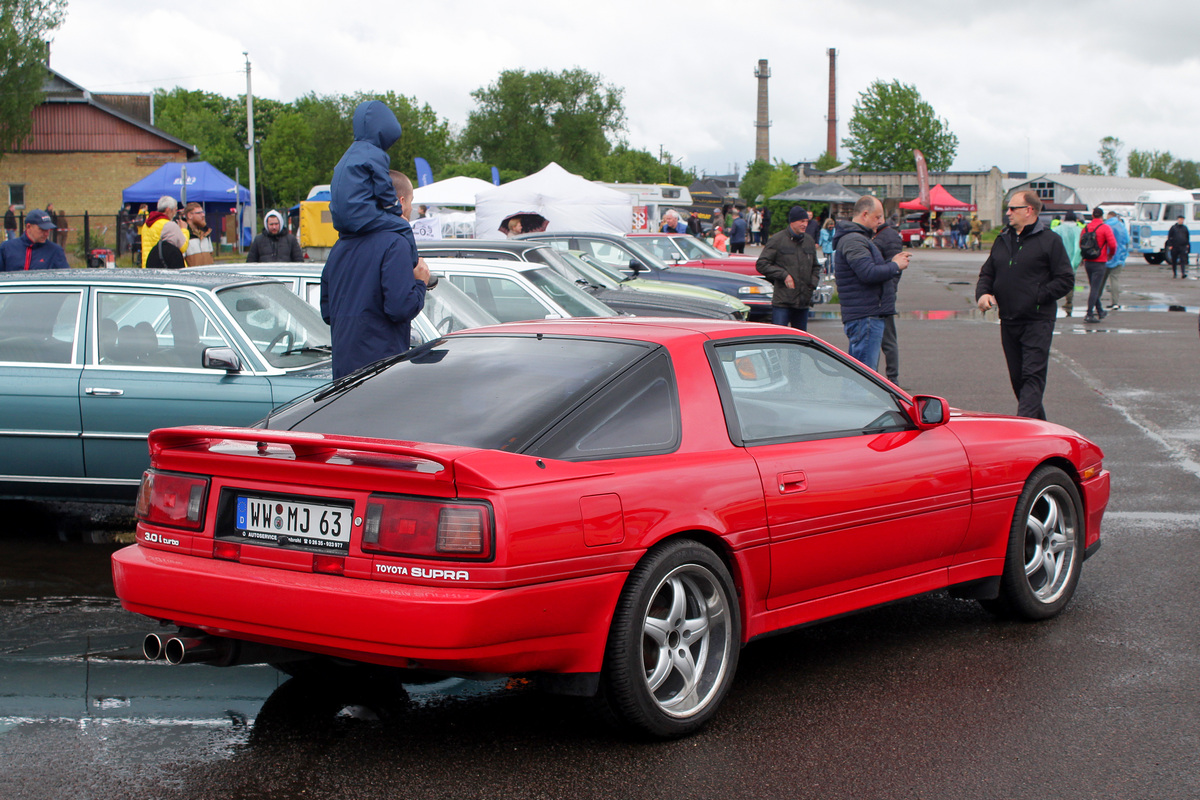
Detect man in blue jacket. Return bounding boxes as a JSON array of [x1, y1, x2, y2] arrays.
[[0, 209, 69, 271], [321, 171, 429, 380], [832, 196, 910, 370], [727, 208, 748, 254]]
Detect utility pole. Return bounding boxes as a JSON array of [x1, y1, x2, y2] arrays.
[[245, 52, 257, 243]]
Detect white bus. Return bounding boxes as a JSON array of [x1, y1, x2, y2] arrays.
[[1129, 189, 1200, 264]]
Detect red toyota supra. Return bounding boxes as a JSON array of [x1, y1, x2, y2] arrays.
[[113, 318, 1108, 738]]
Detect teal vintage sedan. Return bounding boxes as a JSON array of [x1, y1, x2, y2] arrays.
[[0, 270, 332, 502]]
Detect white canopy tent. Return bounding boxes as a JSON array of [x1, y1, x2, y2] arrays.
[[474, 162, 633, 240], [410, 175, 495, 207]]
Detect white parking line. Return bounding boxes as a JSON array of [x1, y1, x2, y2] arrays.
[[1051, 349, 1200, 483]]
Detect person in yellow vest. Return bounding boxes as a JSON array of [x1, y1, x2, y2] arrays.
[[139, 196, 189, 268]]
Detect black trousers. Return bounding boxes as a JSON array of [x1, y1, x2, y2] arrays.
[[729, 241, 745, 254], [880, 314, 899, 383], [1000, 319, 1055, 420], [1083, 260, 1108, 317], [1169, 247, 1189, 276]]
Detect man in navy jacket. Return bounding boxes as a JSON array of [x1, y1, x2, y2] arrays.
[[0, 209, 69, 271], [832, 196, 910, 370], [321, 171, 429, 380]]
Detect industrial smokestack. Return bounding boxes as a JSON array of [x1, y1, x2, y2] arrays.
[[754, 59, 771, 164], [826, 48, 838, 161]]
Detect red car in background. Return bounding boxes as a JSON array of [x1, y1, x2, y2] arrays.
[[113, 318, 1108, 739], [630, 233, 760, 277], [900, 217, 926, 247]]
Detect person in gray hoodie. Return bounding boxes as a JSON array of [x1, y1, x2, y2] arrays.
[[246, 210, 303, 262]]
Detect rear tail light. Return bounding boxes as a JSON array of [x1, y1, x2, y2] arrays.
[[136, 470, 209, 530], [362, 494, 493, 560]]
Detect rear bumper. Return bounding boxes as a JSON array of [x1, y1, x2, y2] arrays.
[[112, 544, 625, 675]]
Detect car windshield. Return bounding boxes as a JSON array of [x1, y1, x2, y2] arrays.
[[555, 251, 621, 289], [522, 267, 618, 317], [422, 279, 498, 335], [215, 282, 332, 369], [643, 235, 723, 261], [272, 334, 653, 451]]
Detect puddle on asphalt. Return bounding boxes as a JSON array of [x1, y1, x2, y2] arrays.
[[810, 304, 1196, 322]]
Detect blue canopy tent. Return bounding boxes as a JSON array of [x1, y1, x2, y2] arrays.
[[122, 161, 252, 246]]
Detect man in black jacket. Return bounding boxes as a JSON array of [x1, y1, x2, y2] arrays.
[[756, 206, 820, 330], [976, 191, 1074, 420], [1166, 215, 1190, 279], [874, 217, 905, 384]]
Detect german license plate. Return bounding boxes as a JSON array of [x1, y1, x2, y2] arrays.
[[235, 496, 352, 553]]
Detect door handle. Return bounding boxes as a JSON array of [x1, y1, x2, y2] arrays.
[[85, 387, 124, 397], [778, 471, 807, 494]]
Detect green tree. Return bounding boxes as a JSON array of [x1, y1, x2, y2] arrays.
[[813, 150, 842, 171], [346, 91, 454, 180], [0, 0, 68, 160], [842, 80, 958, 172], [1127, 149, 1176, 182], [259, 111, 318, 208], [463, 68, 626, 178], [761, 160, 804, 236], [152, 88, 248, 182], [599, 143, 695, 184], [439, 161, 523, 185], [1097, 136, 1124, 176], [738, 160, 774, 205]]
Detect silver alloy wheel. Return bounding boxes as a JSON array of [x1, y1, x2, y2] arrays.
[[639, 563, 733, 719], [1023, 484, 1078, 604]]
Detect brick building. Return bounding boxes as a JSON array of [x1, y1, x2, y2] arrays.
[[0, 68, 196, 246]]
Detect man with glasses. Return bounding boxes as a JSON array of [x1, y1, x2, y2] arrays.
[[975, 191, 1074, 420]]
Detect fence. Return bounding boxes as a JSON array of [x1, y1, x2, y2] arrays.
[[4, 211, 235, 265]]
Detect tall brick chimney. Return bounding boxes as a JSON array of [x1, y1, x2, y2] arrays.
[[826, 48, 838, 161], [754, 59, 771, 164]]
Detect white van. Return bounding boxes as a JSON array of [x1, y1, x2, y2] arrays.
[[1129, 189, 1200, 264]]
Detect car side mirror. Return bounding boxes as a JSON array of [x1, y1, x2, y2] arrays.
[[203, 346, 242, 372], [629, 260, 644, 275], [910, 395, 949, 428]]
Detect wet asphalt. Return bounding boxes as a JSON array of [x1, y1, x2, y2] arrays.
[[0, 249, 1198, 800]]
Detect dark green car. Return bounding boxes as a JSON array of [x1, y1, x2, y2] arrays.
[[0, 269, 332, 502]]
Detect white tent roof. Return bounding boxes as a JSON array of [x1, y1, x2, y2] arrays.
[[474, 162, 633, 240], [411, 175, 495, 207]]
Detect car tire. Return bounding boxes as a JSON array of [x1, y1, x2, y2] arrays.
[[595, 539, 740, 739], [1144, 253, 1165, 265], [980, 465, 1083, 620]]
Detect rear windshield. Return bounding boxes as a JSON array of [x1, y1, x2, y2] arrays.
[[270, 334, 654, 451]]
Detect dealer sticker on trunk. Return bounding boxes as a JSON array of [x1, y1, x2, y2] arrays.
[[235, 496, 352, 553]]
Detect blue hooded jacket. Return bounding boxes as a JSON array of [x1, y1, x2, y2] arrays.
[[320, 222, 425, 380], [329, 101, 407, 236], [1105, 217, 1129, 269]]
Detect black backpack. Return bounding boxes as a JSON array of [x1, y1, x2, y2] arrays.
[[1079, 224, 1101, 260]]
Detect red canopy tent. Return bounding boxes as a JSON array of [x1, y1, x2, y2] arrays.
[[898, 184, 977, 212]]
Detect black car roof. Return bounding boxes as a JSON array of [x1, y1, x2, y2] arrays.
[[0, 268, 272, 290]]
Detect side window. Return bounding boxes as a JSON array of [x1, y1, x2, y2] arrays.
[[1164, 203, 1185, 220], [643, 238, 675, 261], [96, 292, 228, 368], [712, 340, 908, 443], [303, 281, 321, 308], [529, 351, 679, 460], [446, 275, 550, 322], [0, 291, 81, 364]]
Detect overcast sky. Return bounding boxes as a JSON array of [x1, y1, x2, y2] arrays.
[[50, 0, 1200, 181]]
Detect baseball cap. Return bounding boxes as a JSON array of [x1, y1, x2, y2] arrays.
[[25, 209, 56, 230]]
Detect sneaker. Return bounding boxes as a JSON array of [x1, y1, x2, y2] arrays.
[[1084, 315, 1099, 323], [1109, 304, 1122, 310]]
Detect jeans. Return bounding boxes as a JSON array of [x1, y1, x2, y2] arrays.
[[880, 315, 899, 383], [771, 306, 810, 331], [843, 316, 885, 371]]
